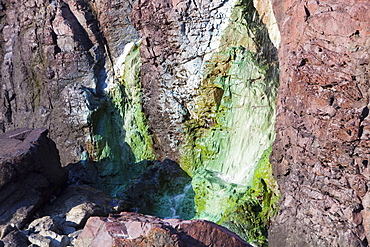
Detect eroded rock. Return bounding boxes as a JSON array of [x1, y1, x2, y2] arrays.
[[0, 0, 139, 165]]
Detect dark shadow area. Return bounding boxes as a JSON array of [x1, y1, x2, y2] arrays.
[[119, 159, 196, 220]]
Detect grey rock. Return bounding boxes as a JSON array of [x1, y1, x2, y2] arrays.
[[29, 230, 70, 247], [28, 234, 52, 247], [42, 184, 128, 228], [28, 216, 58, 234], [0, 0, 139, 165], [2, 230, 28, 247]]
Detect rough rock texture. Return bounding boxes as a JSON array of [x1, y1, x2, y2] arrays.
[[40, 184, 128, 229], [1, 230, 28, 247], [270, 0, 370, 246], [76, 212, 251, 247], [131, 0, 238, 160], [0, 0, 138, 165], [132, 1, 280, 244], [0, 128, 66, 239]]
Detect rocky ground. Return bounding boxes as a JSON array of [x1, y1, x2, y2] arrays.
[[0, 128, 251, 246]]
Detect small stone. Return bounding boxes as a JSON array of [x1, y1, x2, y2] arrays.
[[28, 234, 52, 247], [28, 216, 57, 234]]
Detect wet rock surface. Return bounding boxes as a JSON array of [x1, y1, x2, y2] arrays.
[[270, 0, 370, 246], [76, 212, 252, 247], [0, 128, 66, 240], [121, 159, 195, 220]]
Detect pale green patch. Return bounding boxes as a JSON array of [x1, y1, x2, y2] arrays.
[[179, 0, 280, 245]]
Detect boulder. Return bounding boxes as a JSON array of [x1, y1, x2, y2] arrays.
[[0, 128, 67, 239], [76, 212, 252, 247], [1, 230, 28, 247], [40, 184, 128, 229]]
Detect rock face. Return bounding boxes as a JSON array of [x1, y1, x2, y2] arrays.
[[0, 0, 138, 165], [76, 212, 252, 247], [0, 0, 281, 244], [0, 128, 66, 239], [131, 1, 281, 244], [270, 0, 370, 246]]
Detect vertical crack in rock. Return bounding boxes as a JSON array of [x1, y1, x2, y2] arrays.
[[270, 0, 370, 246]]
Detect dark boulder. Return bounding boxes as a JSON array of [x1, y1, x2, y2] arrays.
[[0, 128, 67, 239]]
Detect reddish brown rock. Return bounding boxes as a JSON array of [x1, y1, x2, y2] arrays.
[[0, 128, 66, 239], [270, 0, 370, 246], [0, 0, 138, 165], [76, 212, 251, 247]]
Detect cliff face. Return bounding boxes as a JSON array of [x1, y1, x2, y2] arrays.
[[270, 0, 370, 246], [0, 0, 281, 245], [0, 0, 138, 165], [132, 1, 280, 243]]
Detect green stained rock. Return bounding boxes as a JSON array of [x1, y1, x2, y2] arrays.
[[219, 147, 280, 246], [180, 0, 280, 245], [88, 42, 155, 195]]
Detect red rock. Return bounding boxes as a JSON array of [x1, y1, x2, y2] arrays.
[[270, 0, 370, 246], [77, 212, 251, 247]]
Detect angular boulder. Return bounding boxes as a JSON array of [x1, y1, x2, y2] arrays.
[[41, 184, 128, 230], [76, 212, 251, 247], [0, 128, 67, 239]]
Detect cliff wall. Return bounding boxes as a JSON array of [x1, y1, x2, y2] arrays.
[[0, 0, 281, 245], [270, 0, 370, 246]]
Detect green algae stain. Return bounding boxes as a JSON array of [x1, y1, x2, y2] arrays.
[[88, 42, 155, 195], [219, 147, 280, 246], [179, 0, 280, 245]]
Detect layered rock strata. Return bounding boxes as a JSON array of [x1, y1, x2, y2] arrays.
[[270, 0, 370, 246]]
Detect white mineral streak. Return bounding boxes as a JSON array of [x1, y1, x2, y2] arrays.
[[253, 0, 281, 47], [161, 0, 238, 151]]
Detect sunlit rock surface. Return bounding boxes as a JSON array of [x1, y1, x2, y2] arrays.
[[132, 0, 280, 244], [76, 212, 252, 247], [270, 0, 370, 246], [0, 0, 281, 245], [0, 0, 138, 165]]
